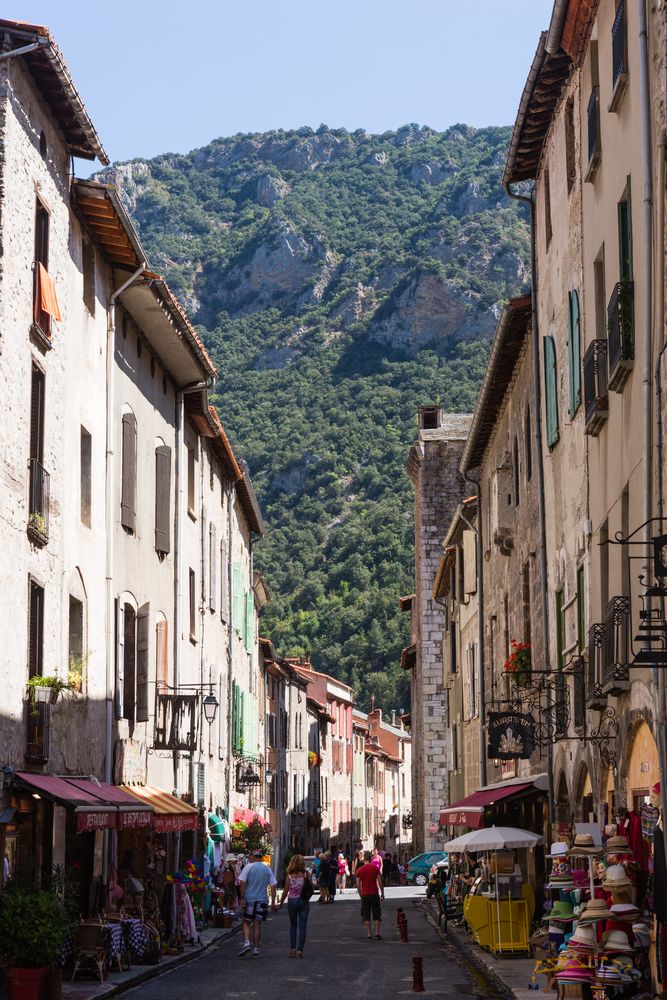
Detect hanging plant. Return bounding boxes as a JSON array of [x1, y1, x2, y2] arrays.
[[308, 750, 319, 768], [503, 641, 532, 687], [26, 674, 70, 707]]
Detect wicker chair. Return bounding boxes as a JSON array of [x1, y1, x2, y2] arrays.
[[71, 922, 106, 982]]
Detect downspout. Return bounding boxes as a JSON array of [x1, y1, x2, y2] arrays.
[[504, 184, 554, 829], [225, 483, 235, 821], [103, 263, 144, 884], [461, 473, 486, 786]]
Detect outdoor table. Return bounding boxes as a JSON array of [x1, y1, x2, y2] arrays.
[[124, 917, 148, 958], [60, 921, 127, 968]]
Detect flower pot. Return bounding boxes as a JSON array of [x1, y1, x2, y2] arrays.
[[34, 686, 59, 705], [8, 965, 49, 1000]]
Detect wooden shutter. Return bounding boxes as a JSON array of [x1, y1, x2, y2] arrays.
[[543, 335, 559, 447], [116, 599, 125, 718], [35, 199, 49, 267], [245, 590, 255, 653], [121, 413, 137, 532], [189, 569, 196, 638], [156, 618, 168, 685], [28, 580, 44, 678], [30, 365, 45, 463], [220, 538, 229, 621], [154, 445, 171, 553], [232, 563, 243, 635], [136, 603, 150, 722], [196, 762, 205, 807], [209, 523, 217, 612], [567, 290, 581, 416]]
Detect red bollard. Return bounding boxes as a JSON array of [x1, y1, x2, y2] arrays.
[[412, 956, 425, 993], [399, 914, 409, 942], [396, 907, 404, 926]]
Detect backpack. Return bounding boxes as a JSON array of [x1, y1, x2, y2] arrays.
[[300, 871, 314, 901]]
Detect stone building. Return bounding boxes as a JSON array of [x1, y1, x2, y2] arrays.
[[406, 409, 472, 853]]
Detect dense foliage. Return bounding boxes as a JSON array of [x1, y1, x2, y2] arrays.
[[107, 124, 529, 711]]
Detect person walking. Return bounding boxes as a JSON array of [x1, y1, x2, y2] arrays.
[[356, 850, 384, 940], [318, 851, 331, 903], [327, 849, 338, 902], [371, 847, 382, 872], [336, 852, 348, 893], [279, 854, 312, 958], [237, 848, 277, 958]]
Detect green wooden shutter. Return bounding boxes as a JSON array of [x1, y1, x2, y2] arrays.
[[232, 562, 243, 635], [567, 290, 581, 416], [245, 590, 254, 654], [232, 682, 240, 753], [241, 690, 247, 753], [544, 335, 559, 447]]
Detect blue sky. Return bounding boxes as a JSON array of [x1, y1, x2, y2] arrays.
[[11, 1, 553, 163]]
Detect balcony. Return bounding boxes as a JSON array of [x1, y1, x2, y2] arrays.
[[571, 656, 586, 731], [587, 623, 607, 709], [31, 263, 53, 351], [609, 0, 628, 112], [602, 596, 631, 695], [583, 340, 609, 436], [26, 701, 50, 763], [27, 459, 50, 546], [585, 87, 601, 183], [607, 281, 634, 390]]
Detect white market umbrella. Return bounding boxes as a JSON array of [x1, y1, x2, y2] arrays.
[[443, 827, 544, 953]]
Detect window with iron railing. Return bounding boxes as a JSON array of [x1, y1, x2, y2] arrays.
[[587, 622, 607, 708], [603, 596, 631, 693], [32, 199, 51, 342], [607, 280, 634, 390], [572, 656, 586, 731], [27, 459, 50, 544], [586, 87, 601, 182], [583, 340, 609, 435], [610, 1, 628, 109]]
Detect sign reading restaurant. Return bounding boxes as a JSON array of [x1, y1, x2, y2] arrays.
[[487, 711, 535, 760]]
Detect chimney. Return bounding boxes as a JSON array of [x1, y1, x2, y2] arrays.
[[391, 710, 396, 726], [418, 405, 442, 430], [370, 695, 375, 713]]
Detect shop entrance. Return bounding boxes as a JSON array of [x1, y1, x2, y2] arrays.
[[625, 719, 658, 811]]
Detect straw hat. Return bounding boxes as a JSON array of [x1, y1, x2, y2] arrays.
[[548, 900, 575, 922], [577, 899, 613, 924], [568, 924, 597, 949], [604, 835, 630, 855], [609, 902, 640, 922], [568, 833, 602, 856], [602, 864, 632, 890], [546, 841, 570, 858], [602, 930, 634, 955]]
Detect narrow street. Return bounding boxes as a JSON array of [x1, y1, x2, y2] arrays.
[[126, 888, 497, 999]]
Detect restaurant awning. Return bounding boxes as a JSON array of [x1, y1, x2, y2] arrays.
[[119, 785, 199, 832], [439, 780, 537, 829], [15, 773, 153, 833]]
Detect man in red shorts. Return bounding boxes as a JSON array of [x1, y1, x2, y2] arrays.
[[355, 850, 385, 939]]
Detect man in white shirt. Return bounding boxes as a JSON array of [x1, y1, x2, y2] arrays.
[[238, 849, 277, 958]]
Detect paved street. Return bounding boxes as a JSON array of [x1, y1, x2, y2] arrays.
[[126, 888, 497, 999]]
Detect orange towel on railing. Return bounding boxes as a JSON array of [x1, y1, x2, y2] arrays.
[[37, 262, 62, 322]]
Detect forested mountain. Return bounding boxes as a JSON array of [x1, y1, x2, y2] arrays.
[[104, 124, 530, 711]]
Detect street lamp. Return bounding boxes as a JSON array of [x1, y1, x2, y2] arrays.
[[202, 692, 218, 725], [265, 769, 274, 785]]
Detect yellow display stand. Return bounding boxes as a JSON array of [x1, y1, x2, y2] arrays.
[[463, 884, 535, 955]]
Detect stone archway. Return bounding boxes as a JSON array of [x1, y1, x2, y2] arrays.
[[555, 770, 570, 824], [574, 761, 593, 822]]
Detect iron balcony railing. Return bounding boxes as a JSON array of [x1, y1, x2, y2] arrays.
[[554, 671, 568, 739], [586, 87, 601, 181], [26, 701, 50, 763], [603, 596, 631, 693], [587, 623, 607, 708], [572, 656, 586, 731], [612, 1, 626, 90], [583, 340, 609, 435], [607, 280, 634, 390], [27, 458, 50, 544]]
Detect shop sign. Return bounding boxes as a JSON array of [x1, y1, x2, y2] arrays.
[[114, 738, 147, 785], [118, 810, 153, 830], [76, 811, 116, 833], [487, 712, 535, 760], [154, 812, 199, 833]]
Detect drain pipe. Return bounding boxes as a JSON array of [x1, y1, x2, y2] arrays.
[[461, 471, 486, 786], [225, 483, 236, 821], [103, 263, 145, 886], [504, 183, 554, 829]]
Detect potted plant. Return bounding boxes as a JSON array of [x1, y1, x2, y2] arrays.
[[503, 640, 532, 687], [26, 674, 70, 706], [0, 888, 71, 1000]]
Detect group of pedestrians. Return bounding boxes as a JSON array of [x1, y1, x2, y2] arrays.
[[235, 846, 389, 960]]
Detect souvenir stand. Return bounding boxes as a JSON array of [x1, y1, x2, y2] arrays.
[[446, 827, 542, 955]]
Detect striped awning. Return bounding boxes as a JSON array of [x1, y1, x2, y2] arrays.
[[119, 785, 199, 833]]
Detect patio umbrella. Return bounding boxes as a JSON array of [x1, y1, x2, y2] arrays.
[[443, 827, 544, 953]]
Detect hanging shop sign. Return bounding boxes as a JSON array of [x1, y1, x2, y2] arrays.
[[487, 712, 535, 760]]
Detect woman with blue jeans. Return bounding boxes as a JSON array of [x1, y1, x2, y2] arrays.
[[279, 854, 311, 957]]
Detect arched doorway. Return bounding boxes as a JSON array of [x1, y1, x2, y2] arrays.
[[556, 772, 569, 824], [574, 764, 593, 822], [624, 719, 659, 814]]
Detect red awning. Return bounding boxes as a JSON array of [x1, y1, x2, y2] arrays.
[[233, 807, 270, 829], [15, 773, 153, 833], [119, 785, 199, 832], [439, 782, 534, 829]]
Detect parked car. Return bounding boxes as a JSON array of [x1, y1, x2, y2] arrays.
[[406, 851, 448, 886]]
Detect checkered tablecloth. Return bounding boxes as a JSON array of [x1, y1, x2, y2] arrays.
[[123, 918, 148, 958], [60, 922, 126, 967]]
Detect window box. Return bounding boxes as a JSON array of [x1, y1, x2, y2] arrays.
[[583, 340, 609, 436], [607, 280, 634, 390]]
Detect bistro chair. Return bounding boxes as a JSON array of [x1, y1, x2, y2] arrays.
[[71, 922, 106, 983]]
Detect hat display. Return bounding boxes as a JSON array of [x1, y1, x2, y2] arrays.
[[548, 900, 575, 923], [554, 957, 595, 982], [568, 925, 597, 950], [546, 842, 569, 858], [577, 899, 613, 924], [609, 902, 640, 922], [546, 857, 573, 888], [602, 930, 634, 955], [604, 835, 630, 855], [571, 868, 589, 888], [602, 864, 632, 890], [568, 833, 602, 856], [632, 923, 650, 947]]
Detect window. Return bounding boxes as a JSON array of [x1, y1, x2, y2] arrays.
[[609, 0, 628, 110], [154, 444, 171, 553], [576, 565, 585, 652], [618, 181, 633, 282], [522, 562, 531, 650], [82, 241, 95, 315], [594, 248, 607, 340], [543, 335, 559, 447], [209, 523, 217, 611], [156, 617, 169, 686], [564, 97, 576, 194], [28, 578, 44, 677], [567, 290, 581, 416], [245, 590, 255, 654], [33, 198, 51, 339], [544, 167, 552, 248], [80, 427, 91, 527], [187, 445, 196, 517], [513, 436, 520, 506], [28, 365, 49, 542], [121, 411, 137, 532], [69, 595, 83, 682], [555, 590, 565, 670], [30, 364, 45, 466], [116, 600, 149, 729], [525, 408, 532, 482], [220, 538, 229, 621], [189, 569, 196, 642]]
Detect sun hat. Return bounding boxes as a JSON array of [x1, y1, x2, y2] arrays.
[[577, 899, 614, 923], [604, 835, 630, 855], [548, 900, 575, 922], [546, 842, 570, 858], [554, 957, 594, 982], [609, 902, 640, 922], [568, 833, 602, 856], [568, 925, 597, 950], [602, 930, 634, 955], [602, 864, 632, 890]]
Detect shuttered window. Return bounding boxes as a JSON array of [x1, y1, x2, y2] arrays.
[[245, 590, 255, 654], [209, 523, 217, 611], [156, 618, 168, 686], [30, 365, 45, 464], [154, 445, 171, 553], [232, 562, 244, 635], [121, 412, 137, 532], [189, 569, 196, 641], [543, 335, 560, 447], [567, 290, 582, 416], [28, 579, 44, 678], [115, 599, 124, 718], [220, 537, 229, 622], [136, 603, 150, 722]]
